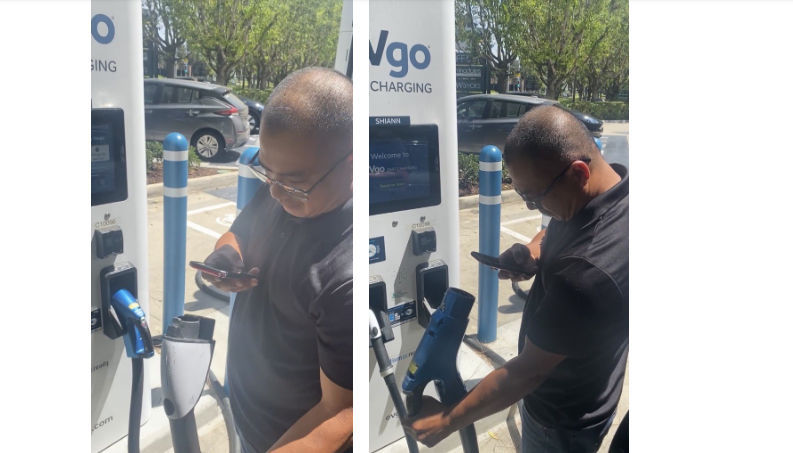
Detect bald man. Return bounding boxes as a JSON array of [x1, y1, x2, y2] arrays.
[[201, 67, 353, 453], [403, 106, 628, 453]]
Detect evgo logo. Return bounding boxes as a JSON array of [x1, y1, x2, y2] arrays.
[[369, 30, 430, 78], [92, 14, 115, 44]]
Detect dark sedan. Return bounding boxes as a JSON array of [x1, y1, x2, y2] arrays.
[[457, 94, 603, 154]]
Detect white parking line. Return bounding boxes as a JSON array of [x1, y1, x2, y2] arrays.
[[502, 214, 542, 226], [186, 221, 222, 239], [187, 202, 236, 216], [500, 226, 532, 243]]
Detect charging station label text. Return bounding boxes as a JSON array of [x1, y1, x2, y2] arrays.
[[370, 30, 433, 94]]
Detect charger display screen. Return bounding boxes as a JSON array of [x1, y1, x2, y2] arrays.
[[92, 109, 128, 206], [369, 125, 441, 215]]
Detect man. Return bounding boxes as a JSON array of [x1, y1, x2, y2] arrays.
[[403, 105, 628, 453], [201, 67, 353, 453]]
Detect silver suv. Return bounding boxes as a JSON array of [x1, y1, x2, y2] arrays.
[[143, 79, 250, 160]]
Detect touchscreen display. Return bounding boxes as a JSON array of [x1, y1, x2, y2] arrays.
[[91, 109, 128, 206], [91, 130, 115, 194], [368, 124, 441, 215], [370, 139, 431, 205]]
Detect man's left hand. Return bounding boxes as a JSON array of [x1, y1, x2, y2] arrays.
[[401, 396, 455, 447]]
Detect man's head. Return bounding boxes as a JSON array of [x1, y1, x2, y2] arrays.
[[503, 105, 604, 221], [257, 67, 353, 218]]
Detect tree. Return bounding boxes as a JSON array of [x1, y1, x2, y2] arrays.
[[515, 0, 613, 100], [578, 0, 627, 101], [177, 0, 275, 86], [246, 0, 341, 88], [142, 0, 189, 78], [456, 0, 523, 93]]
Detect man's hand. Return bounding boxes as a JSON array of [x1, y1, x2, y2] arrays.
[[202, 244, 259, 292], [401, 396, 455, 447], [497, 243, 539, 282]]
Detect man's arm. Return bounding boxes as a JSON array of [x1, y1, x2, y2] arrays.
[[266, 369, 353, 453], [214, 231, 244, 254], [403, 335, 565, 447]]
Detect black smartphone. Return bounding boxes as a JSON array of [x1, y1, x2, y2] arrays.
[[470, 251, 530, 275], [189, 261, 256, 280]]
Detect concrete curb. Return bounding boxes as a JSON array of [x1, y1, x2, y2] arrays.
[[147, 171, 238, 199], [459, 189, 522, 210]]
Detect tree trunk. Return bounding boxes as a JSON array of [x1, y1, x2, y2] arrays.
[[166, 51, 177, 78]]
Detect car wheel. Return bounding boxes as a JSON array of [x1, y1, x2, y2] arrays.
[[192, 130, 226, 161], [248, 112, 260, 134]]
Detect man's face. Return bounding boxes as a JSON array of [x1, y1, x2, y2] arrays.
[[507, 156, 589, 221], [258, 131, 352, 218]]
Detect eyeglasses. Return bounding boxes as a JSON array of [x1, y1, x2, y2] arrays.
[[515, 158, 592, 210], [247, 150, 352, 201]]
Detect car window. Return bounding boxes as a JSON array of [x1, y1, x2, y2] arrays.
[[222, 93, 247, 110], [144, 84, 158, 105], [458, 100, 487, 120], [491, 101, 523, 118], [170, 87, 198, 104], [199, 97, 228, 108], [160, 85, 175, 104]]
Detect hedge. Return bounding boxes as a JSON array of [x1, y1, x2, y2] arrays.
[[146, 141, 201, 169], [233, 87, 272, 105], [458, 152, 512, 190], [559, 100, 629, 121]]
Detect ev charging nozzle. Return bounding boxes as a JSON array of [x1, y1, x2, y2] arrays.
[[369, 310, 420, 453], [111, 289, 154, 359], [402, 287, 480, 453]]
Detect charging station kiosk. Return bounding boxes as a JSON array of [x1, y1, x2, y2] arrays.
[[368, 1, 459, 450], [91, 2, 152, 451]]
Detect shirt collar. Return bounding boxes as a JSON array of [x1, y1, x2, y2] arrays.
[[568, 163, 628, 230], [285, 197, 353, 232]]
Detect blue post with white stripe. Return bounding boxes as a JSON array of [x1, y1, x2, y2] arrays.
[[224, 145, 263, 393], [478, 145, 502, 343], [162, 133, 189, 334]]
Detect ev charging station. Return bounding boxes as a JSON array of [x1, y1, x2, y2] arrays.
[[368, 1, 461, 450], [91, 2, 152, 452]]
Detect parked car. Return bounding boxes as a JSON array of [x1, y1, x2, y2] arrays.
[[456, 94, 603, 153], [143, 79, 250, 160], [171, 77, 263, 133], [237, 95, 264, 134], [175, 76, 213, 83]]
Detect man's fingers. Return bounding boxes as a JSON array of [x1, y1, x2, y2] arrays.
[[498, 270, 515, 280], [509, 243, 528, 264], [248, 267, 260, 276]]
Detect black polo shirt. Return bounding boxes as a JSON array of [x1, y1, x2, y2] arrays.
[[226, 186, 353, 452], [519, 164, 629, 430]]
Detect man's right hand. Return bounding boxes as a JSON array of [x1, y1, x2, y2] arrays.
[[202, 244, 259, 292], [497, 243, 539, 282]]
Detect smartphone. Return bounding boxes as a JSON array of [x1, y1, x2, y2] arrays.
[[470, 251, 530, 276], [189, 261, 256, 280]]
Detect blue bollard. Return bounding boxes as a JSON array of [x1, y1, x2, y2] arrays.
[[477, 145, 502, 343], [162, 133, 189, 334], [225, 146, 263, 393]]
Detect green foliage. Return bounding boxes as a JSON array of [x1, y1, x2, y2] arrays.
[[234, 87, 272, 104], [458, 153, 512, 191], [514, 0, 611, 99], [146, 141, 164, 169], [145, 141, 200, 169], [560, 100, 629, 120], [187, 146, 202, 169]]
